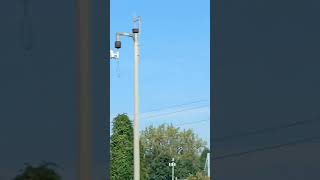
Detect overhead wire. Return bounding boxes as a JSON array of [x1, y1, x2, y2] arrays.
[[110, 99, 208, 118], [143, 119, 210, 127], [214, 118, 319, 143], [110, 100, 209, 124], [213, 135, 320, 160], [140, 104, 208, 120]]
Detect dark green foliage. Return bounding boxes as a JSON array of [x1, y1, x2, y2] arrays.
[[140, 140, 148, 180], [148, 153, 171, 180], [13, 162, 61, 180], [175, 158, 199, 177], [110, 114, 133, 180]]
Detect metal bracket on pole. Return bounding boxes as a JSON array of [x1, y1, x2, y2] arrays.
[[110, 49, 120, 60]]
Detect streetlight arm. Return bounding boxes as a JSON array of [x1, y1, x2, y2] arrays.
[[116, 32, 133, 41], [115, 32, 134, 49]]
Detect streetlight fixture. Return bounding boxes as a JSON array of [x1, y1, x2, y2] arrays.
[[114, 16, 141, 180]]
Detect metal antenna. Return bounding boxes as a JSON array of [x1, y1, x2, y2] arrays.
[[133, 12, 137, 27], [134, 16, 142, 34]]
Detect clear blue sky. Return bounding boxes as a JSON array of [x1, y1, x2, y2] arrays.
[[110, 0, 210, 146]]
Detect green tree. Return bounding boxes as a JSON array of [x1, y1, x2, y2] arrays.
[[110, 114, 133, 180], [148, 153, 171, 180], [140, 124, 207, 179], [13, 162, 61, 180], [140, 139, 148, 180]]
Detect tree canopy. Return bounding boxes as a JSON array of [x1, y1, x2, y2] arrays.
[[110, 115, 209, 179], [140, 124, 207, 179], [110, 113, 134, 180]]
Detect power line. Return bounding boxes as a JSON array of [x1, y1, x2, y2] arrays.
[[175, 119, 209, 126], [110, 105, 209, 124], [213, 135, 320, 160], [140, 99, 208, 114], [110, 99, 208, 118], [140, 105, 209, 120], [214, 118, 319, 143], [144, 119, 210, 127]]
